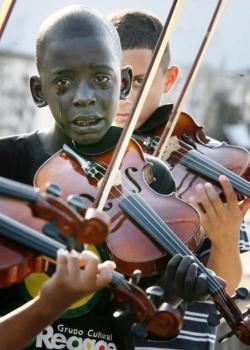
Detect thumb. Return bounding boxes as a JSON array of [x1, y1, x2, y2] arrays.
[[239, 197, 250, 217]]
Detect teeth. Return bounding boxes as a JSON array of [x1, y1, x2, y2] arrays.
[[75, 120, 97, 127]]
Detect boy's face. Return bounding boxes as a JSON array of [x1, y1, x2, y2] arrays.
[[37, 35, 122, 145], [115, 48, 178, 130], [115, 48, 168, 130]]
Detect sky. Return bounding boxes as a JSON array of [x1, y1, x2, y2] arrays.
[[0, 0, 250, 72]]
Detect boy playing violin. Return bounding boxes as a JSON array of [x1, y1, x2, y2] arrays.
[[110, 9, 250, 349], [0, 5, 219, 349], [0, 250, 115, 350]]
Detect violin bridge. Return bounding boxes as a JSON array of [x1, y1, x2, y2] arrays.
[[97, 170, 122, 188], [161, 136, 181, 161]]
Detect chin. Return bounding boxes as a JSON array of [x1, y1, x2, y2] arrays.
[[113, 121, 125, 128], [75, 133, 104, 146]]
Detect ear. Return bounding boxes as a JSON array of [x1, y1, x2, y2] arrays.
[[163, 65, 180, 93], [120, 65, 133, 100], [30, 75, 47, 108]]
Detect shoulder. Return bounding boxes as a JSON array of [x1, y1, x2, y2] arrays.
[[0, 131, 46, 183], [0, 131, 38, 151]]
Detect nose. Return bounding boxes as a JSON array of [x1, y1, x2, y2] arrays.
[[73, 81, 96, 107]]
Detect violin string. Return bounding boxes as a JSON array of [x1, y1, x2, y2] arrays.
[[112, 272, 131, 290], [158, 144, 249, 193], [171, 150, 249, 192], [144, 136, 249, 192], [95, 165, 230, 308], [91, 163, 229, 306]]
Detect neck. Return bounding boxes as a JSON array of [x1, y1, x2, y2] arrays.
[[38, 123, 73, 156]]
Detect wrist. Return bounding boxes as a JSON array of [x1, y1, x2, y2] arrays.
[[210, 241, 239, 255], [35, 293, 68, 322]]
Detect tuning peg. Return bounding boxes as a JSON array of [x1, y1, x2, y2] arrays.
[[146, 285, 164, 307], [113, 305, 131, 320], [67, 195, 85, 211], [131, 322, 148, 338], [129, 270, 142, 285], [232, 287, 249, 300], [46, 183, 61, 197], [242, 305, 250, 318], [207, 312, 222, 327], [113, 305, 134, 336], [218, 330, 234, 343]]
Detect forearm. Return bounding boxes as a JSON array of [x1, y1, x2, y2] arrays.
[[206, 245, 242, 295], [0, 296, 63, 350]]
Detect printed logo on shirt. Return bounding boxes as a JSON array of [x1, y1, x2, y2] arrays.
[[36, 324, 117, 350]]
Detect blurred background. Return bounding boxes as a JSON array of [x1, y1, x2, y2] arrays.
[[0, 0, 249, 348]]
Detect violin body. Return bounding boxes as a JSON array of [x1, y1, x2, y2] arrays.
[[0, 197, 49, 285], [135, 111, 250, 201], [34, 139, 203, 277], [0, 236, 47, 287]]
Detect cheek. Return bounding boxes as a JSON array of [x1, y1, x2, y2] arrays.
[[142, 94, 159, 116], [102, 89, 120, 118]]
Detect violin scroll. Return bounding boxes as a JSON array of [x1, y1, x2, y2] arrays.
[[111, 270, 182, 339]]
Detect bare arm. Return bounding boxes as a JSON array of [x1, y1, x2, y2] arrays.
[[189, 175, 250, 295], [0, 250, 115, 350]]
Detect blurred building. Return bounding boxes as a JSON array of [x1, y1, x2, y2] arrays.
[[0, 51, 37, 136], [168, 66, 250, 146]]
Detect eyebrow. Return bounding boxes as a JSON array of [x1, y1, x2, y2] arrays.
[[51, 65, 115, 76], [50, 69, 73, 76], [90, 64, 116, 72], [133, 74, 145, 79]]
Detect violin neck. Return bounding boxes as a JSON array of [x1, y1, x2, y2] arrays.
[[178, 148, 250, 197], [0, 212, 65, 259], [0, 177, 39, 202], [120, 192, 222, 294]]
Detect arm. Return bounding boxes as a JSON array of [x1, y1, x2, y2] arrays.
[[189, 175, 250, 295], [0, 250, 115, 350]]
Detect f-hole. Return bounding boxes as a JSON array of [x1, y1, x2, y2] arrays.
[[125, 167, 141, 193], [79, 193, 112, 211]]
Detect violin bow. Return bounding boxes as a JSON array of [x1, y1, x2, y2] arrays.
[[153, 0, 228, 159], [93, 0, 184, 211], [0, 0, 16, 39]]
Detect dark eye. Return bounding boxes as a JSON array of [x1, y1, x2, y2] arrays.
[[55, 78, 71, 87], [133, 77, 144, 87], [94, 74, 111, 87]]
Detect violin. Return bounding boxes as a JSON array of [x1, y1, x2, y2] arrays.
[[134, 109, 250, 201], [34, 139, 204, 277], [0, 176, 110, 245], [0, 211, 182, 339]]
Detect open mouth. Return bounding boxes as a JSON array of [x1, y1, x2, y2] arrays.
[[72, 117, 101, 128], [71, 116, 106, 135], [74, 120, 99, 127]]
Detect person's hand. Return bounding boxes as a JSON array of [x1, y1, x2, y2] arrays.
[[40, 249, 115, 313], [188, 175, 250, 251], [161, 255, 212, 304]]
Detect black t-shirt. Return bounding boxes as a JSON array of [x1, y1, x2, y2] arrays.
[[0, 129, 175, 350]]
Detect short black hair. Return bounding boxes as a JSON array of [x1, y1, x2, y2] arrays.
[[36, 5, 122, 73], [109, 9, 170, 72]]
